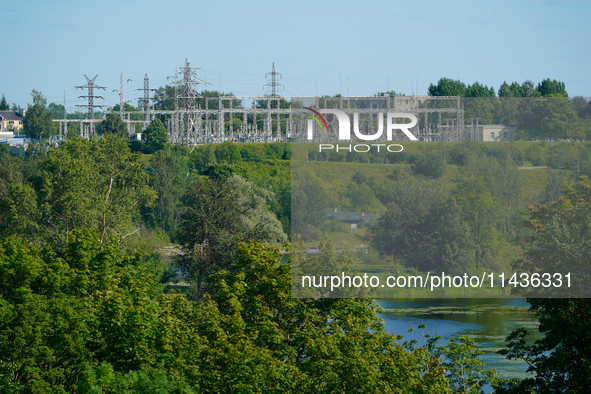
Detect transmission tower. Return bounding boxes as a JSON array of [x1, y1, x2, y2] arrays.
[[264, 62, 283, 97], [137, 74, 156, 121], [120, 71, 125, 116], [75, 74, 106, 137], [173, 59, 206, 145]]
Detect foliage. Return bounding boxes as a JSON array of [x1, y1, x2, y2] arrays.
[[519, 176, 591, 296], [0, 232, 165, 392], [370, 178, 476, 273], [0, 135, 156, 248], [498, 299, 591, 393], [142, 148, 189, 239], [214, 140, 241, 164], [432, 336, 497, 393], [428, 78, 466, 96], [0, 94, 9, 110], [48, 103, 65, 119], [142, 118, 168, 154], [291, 169, 328, 241], [176, 174, 285, 297], [498, 80, 541, 98], [496, 176, 591, 391], [22, 90, 54, 139], [102, 113, 128, 137], [428, 78, 495, 97], [412, 150, 447, 179], [536, 78, 568, 97]]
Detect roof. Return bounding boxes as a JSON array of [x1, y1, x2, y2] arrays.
[[0, 111, 24, 121]]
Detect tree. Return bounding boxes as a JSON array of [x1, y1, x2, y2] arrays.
[[465, 82, 496, 98], [48, 103, 65, 119], [291, 170, 328, 240], [453, 177, 504, 269], [495, 178, 591, 391], [102, 112, 128, 137], [412, 150, 447, 178], [0, 231, 498, 393], [214, 140, 241, 163], [0, 232, 168, 392], [33, 135, 156, 247], [201, 241, 449, 393], [176, 173, 286, 297], [536, 78, 568, 97], [529, 97, 580, 140], [0, 94, 9, 110], [22, 90, 54, 139], [428, 77, 466, 96], [498, 81, 522, 98], [143, 148, 189, 239], [370, 178, 475, 273], [519, 176, 591, 297], [142, 118, 168, 153]]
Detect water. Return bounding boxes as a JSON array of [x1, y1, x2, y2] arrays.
[[377, 298, 540, 383]]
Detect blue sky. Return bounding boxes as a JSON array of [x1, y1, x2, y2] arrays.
[[2, 0, 590, 110]]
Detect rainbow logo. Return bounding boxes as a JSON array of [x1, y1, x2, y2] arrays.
[[304, 107, 329, 132]]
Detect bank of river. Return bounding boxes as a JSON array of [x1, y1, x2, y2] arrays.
[[376, 298, 540, 381]]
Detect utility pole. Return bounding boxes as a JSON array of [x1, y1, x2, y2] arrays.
[[75, 75, 106, 137]]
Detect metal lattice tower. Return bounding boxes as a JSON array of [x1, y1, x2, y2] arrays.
[[119, 71, 125, 116], [137, 74, 156, 121], [173, 59, 206, 145], [264, 62, 283, 97], [75, 74, 106, 137], [60, 91, 67, 139]]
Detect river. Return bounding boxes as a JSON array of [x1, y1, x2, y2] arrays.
[[377, 298, 539, 387]]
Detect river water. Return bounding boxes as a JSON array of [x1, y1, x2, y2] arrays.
[[376, 298, 539, 383]]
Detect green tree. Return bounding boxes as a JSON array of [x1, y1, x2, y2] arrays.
[[536, 78, 568, 97], [370, 178, 475, 273], [102, 112, 128, 137], [428, 77, 466, 96], [0, 232, 167, 392], [214, 140, 241, 164], [465, 82, 496, 97], [48, 102, 65, 119], [434, 336, 497, 393], [0, 94, 9, 110], [498, 81, 523, 97], [190, 145, 217, 171], [142, 118, 168, 153], [201, 241, 451, 393], [518, 176, 591, 296], [453, 177, 504, 268], [498, 298, 591, 393], [34, 135, 156, 247], [291, 170, 328, 241], [412, 150, 447, 179], [529, 97, 580, 140], [22, 90, 54, 139], [143, 148, 189, 239], [176, 173, 285, 297]]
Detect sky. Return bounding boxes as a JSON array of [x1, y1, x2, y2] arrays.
[[2, 0, 590, 111]]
